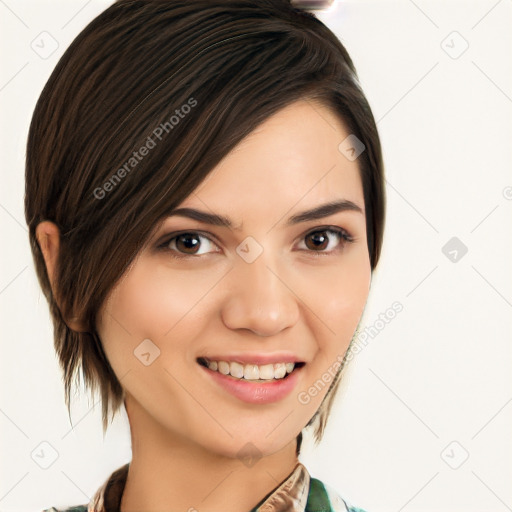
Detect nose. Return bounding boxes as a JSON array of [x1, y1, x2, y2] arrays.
[[220, 254, 300, 337]]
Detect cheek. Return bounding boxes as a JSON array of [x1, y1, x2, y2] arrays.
[[292, 254, 370, 412], [96, 260, 226, 370], [102, 263, 206, 332], [327, 264, 370, 338], [97, 258, 232, 376], [298, 251, 371, 349]]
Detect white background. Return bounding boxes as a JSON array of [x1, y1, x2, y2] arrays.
[[1, 1, 511, 511]]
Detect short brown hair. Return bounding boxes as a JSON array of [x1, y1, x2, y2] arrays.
[[25, 0, 385, 445]]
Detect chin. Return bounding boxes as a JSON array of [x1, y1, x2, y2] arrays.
[[217, 429, 298, 461]]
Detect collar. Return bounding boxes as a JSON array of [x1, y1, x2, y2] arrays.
[[88, 461, 310, 512]]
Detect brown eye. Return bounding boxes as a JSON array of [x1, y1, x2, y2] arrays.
[[175, 233, 201, 254], [305, 230, 330, 251], [160, 232, 220, 258], [299, 228, 354, 254]]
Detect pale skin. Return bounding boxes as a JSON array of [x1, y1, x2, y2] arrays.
[[36, 99, 371, 512]]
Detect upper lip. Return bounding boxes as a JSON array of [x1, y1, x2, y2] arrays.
[[198, 352, 305, 365]]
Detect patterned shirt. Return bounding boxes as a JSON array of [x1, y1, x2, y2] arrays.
[[43, 461, 367, 512]]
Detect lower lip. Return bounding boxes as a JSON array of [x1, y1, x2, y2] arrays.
[[199, 363, 303, 404]]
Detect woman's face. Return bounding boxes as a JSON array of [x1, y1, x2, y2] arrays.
[[97, 99, 371, 459]]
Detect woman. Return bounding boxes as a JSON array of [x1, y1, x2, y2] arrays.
[[26, 1, 385, 510]]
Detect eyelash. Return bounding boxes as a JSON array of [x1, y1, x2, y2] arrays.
[[156, 226, 355, 260]]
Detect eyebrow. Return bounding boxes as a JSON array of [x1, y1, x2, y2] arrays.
[[166, 200, 363, 231]]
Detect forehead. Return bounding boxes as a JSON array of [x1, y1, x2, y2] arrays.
[[182, 99, 364, 215]]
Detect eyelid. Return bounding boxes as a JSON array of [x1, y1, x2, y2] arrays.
[[305, 224, 354, 240], [157, 230, 221, 255], [294, 225, 355, 254], [156, 225, 355, 257]]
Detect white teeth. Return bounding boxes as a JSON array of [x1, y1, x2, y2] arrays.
[[218, 361, 230, 375], [274, 363, 286, 379], [258, 364, 275, 380], [202, 359, 297, 381], [244, 364, 259, 380], [229, 361, 244, 379]]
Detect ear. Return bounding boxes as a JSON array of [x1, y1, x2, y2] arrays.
[[35, 221, 88, 332]]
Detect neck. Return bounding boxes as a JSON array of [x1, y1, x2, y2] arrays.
[[120, 394, 300, 512]]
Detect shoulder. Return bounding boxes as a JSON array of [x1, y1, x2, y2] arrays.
[[41, 461, 129, 512], [307, 477, 368, 512], [42, 506, 88, 511]]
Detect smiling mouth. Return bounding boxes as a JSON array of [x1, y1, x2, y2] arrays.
[[197, 357, 306, 382]]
